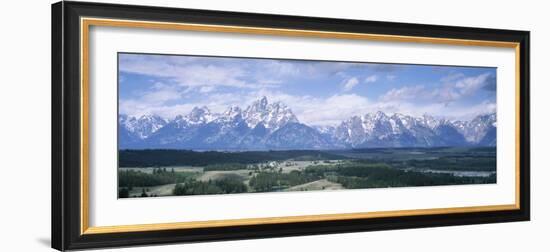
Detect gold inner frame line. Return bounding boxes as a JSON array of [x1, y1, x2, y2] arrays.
[[80, 17, 522, 235]]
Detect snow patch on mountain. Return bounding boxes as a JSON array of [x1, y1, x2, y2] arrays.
[[118, 97, 496, 150], [242, 96, 299, 132], [119, 114, 167, 139]]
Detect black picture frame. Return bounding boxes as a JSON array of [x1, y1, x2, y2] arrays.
[[52, 1, 530, 251]]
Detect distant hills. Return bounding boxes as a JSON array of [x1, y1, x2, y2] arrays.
[[119, 96, 496, 150]]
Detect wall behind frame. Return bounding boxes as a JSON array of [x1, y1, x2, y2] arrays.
[[0, 0, 546, 251]]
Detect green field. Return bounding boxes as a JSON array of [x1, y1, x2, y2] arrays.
[[118, 147, 496, 198]]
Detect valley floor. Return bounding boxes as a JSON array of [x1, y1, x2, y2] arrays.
[[118, 147, 496, 198]]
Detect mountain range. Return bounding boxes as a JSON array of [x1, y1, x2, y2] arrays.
[[119, 96, 496, 150]]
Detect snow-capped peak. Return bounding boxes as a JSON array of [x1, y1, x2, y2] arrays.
[[248, 96, 269, 112], [224, 106, 242, 117], [243, 97, 299, 131], [118, 97, 497, 150], [314, 125, 336, 135], [333, 111, 496, 147], [420, 114, 441, 129], [453, 113, 496, 143], [187, 106, 215, 124], [216, 106, 243, 123], [119, 114, 167, 139], [374, 111, 388, 120]]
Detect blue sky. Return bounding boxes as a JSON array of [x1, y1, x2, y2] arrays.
[[119, 53, 496, 126]]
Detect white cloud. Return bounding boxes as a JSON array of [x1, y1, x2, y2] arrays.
[[303, 94, 371, 125], [449, 100, 496, 120], [119, 53, 398, 93], [174, 64, 250, 87], [430, 72, 494, 103], [440, 72, 465, 83], [121, 87, 494, 125], [119, 81, 190, 118], [261, 60, 302, 77], [123, 103, 199, 120], [119, 54, 369, 91], [364, 75, 379, 83], [342, 77, 359, 92], [139, 82, 183, 104], [118, 54, 495, 123], [380, 85, 426, 102], [368, 99, 495, 121], [252, 92, 371, 126], [380, 72, 495, 104], [119, 54, 276, 90], [455, 72, 493, 96], [199, 86, 216, 93]]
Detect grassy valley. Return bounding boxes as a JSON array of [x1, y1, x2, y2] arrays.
[[118, 147, 496, 198]]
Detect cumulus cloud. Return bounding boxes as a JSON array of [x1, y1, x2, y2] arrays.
[[342, 77, 359, 91], [121, 86, 493, 125], [119, 54, 380, 91], [120, 102, 199, 120], [138, 82, 184, 104], [454, 73, 495, 95], [365, 75, 378, 83], [261, 60, 302, 77], [440, 72, 465, 83], [119, 54, 278, 90], [380, 85, 426, 102], [250, 92, 372, 126], [118, 54, 496, 123], [199, 86, 216, 93], [380, 72, 495, 104], [372, 100, 496, 121], [119, 82, 186, 117]]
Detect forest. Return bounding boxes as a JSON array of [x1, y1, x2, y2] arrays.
[[119, 149, 346, 167]]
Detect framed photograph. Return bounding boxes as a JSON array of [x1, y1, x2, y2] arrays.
[[52, 1, 530, 250]]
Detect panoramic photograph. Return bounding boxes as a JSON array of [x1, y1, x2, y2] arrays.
[[117, 53, 497, 198]]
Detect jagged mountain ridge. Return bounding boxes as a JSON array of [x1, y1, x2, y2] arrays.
[[119, 97, 496, 150], [119, 114, 168, 139]]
